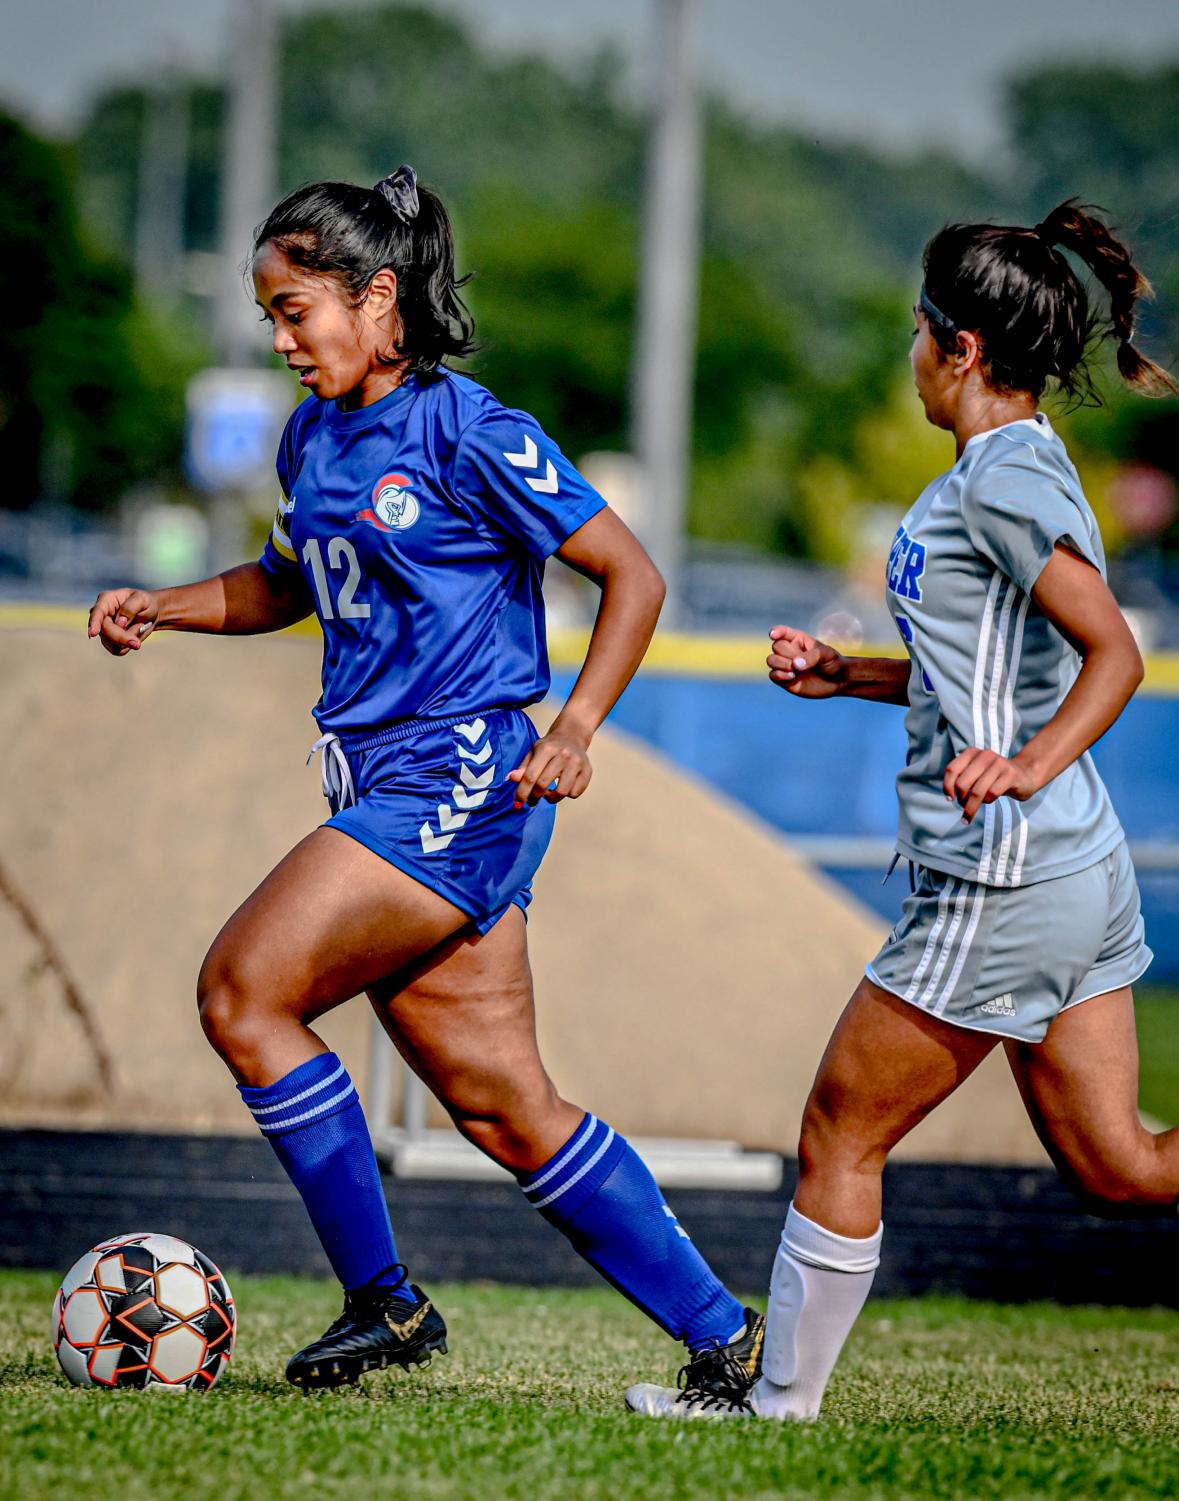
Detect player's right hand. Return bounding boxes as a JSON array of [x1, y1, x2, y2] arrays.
[[767, 626, 846, 698], [88, 588, 161, 657]]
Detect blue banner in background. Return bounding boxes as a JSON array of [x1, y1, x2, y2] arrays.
[[554, 672, 1179, 982]]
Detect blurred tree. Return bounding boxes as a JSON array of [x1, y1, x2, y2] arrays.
[[62, 10, 1179, 553], [1005, 63, 1179, 349], [1005, 63, 1179, 540], [0, 111, 198, 511]]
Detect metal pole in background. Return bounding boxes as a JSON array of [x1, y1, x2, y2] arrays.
[[135, 69, 189, 303], [215, 0, 277, 370], [632, 0, 703, 630], [207, 0, 279, 572]]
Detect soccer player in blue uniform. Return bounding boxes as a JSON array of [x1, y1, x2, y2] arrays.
[[89, 167, 763, 1396], [628, 201, 1178, 1420]]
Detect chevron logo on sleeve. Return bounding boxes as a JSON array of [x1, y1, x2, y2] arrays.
[[502, 434, 559, 495]]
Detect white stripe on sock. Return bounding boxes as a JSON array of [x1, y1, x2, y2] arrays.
[[531, 1128, 616, 1210], [255, 1081, 357, 1132], [521, 1113, 598, 1195], [248, 1060, 347, 1116]]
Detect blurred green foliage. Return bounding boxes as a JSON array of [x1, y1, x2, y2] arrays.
[[7, 4, 1178, 556], [0, 113, 203, 511]]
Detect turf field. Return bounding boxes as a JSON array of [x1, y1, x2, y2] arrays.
[[5, 1272, 1179, 1501]]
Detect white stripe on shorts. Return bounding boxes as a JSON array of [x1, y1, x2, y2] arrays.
[[932, 883, 987, 1016], [917, 879, 970, 1009], [904, 878, 956, 1001]]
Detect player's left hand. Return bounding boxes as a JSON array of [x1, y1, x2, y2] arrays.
[[509, 732, 593, 808], [944, 747, 1038, 824]]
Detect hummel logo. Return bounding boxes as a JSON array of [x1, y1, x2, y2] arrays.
[[979, 993, 1016, 1017], [502, 433, 559, 495], [385, 1300, 432, 1342]]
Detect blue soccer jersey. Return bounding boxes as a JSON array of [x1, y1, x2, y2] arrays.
[[260, 371, 608, 735]]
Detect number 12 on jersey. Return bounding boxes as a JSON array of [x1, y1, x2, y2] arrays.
[[302, 537, 370, 620]]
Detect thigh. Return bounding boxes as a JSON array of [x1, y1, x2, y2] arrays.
[[368, 908, 578, 1166], [202, 825, 472, 1023], [332, 710, 556, 934], [1004, 986, 1143, 1174], [805, 976, 999, 1158]]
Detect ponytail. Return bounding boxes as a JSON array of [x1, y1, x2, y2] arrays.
[[1032, 199, 1177, 397], [921, 202, 1176, 401], [252, 167, 478, 376]]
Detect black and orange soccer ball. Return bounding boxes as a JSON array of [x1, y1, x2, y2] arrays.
[[53, 1231, 236, 1389]]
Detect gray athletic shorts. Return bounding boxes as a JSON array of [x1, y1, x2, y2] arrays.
[[865, 841, 1152, 1043]]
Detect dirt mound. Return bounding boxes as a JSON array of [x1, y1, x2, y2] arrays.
[[0, 619, 1044, 1163]]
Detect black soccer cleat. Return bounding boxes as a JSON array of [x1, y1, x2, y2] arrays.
[[285, 1265, 448, 1389], [625, 1306, 766, 1418]]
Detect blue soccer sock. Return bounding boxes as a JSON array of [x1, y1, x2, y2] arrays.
[[239, 1052, 402, 1292], [519, 1113, 746, 1349]]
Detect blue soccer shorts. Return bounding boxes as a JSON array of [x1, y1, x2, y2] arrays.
[[312, 708, 556, 934]]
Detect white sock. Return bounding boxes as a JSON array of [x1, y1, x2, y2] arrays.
[[753, 1201, 882, 1420]]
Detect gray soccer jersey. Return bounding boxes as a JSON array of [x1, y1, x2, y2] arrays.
[[885, 414, 1124, 887]]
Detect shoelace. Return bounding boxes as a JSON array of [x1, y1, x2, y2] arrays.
[[340, 1262, 411, 1323], [675, 1345, 755, 1413], [307, 732, 357, 811]]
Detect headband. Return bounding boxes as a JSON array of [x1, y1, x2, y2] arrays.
[[919, 286, 957, 335], [375, 164, 420, 224]]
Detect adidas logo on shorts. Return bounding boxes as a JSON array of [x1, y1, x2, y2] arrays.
[[979, 992, 1017, 1017]]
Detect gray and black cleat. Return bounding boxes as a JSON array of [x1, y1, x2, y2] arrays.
[[625, 1306, 765, 1418]]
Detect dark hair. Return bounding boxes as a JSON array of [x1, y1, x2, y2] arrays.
[[921, 199, 1177, 402], [252, 166, 477, 376]]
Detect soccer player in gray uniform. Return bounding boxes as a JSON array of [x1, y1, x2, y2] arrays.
[[628, 199, 1177, 1420]]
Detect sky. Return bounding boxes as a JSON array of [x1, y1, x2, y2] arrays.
[[2, 0, 1178, 159]]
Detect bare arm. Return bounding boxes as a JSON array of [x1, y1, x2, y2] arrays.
[[509, 508, 666, 806], [767, 627, 911, 705], [944, 543, 1144, 822], [87, 562, 313, 657]]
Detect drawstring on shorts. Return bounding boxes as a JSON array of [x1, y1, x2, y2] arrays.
[[882, 852, 917, 892], [307, 733, 357, 813]]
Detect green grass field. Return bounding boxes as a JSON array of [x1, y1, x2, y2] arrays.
[[6, 1272, 1179, 1501]]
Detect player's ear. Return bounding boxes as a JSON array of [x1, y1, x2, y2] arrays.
[[954, 329, 982, 375], [364, 268, 399, 320]]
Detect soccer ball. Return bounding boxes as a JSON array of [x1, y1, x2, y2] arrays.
[[52, 1231, 236, 1390]]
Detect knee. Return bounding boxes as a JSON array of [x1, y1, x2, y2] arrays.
[[798, 1085, 887, 1183], [196, 947, 270, 1070], [1065, 1154, 1176, 1221]]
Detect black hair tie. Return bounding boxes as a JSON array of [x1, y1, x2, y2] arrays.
[[1032, 220, 1055, 244], [375, 164, 420, 224]]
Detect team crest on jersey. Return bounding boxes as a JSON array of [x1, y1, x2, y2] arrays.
[[356, 473, 420, 532]]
